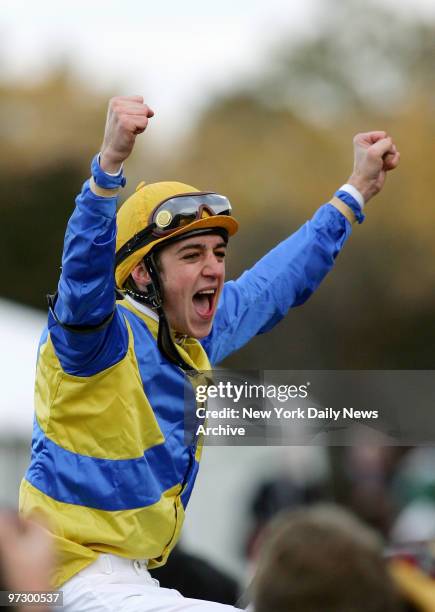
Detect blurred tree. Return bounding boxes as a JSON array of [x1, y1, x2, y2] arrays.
[[255, 0, 435, 128], [3, 164, 85, 309], [0, 67, 162, 309], [0, 68, 110, 308], [2, 0, 435, 370], [0, 67, 107, 174], [168, 0, 435, 369]]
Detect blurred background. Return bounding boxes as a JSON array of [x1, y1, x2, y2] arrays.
[[2, 0, 435, 595]]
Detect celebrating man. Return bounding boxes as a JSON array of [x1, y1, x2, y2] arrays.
[[20, 96, 399, 611]]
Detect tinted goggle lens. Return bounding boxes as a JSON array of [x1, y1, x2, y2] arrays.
[[151, 193, 232, 232]]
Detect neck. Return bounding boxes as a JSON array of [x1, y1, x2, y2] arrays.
[[124, 294, 159, 322]]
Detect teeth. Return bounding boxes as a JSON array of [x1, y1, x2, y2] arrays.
[[198, 289, 216, 295]]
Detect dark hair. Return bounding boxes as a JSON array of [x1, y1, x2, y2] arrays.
[[251, 505, 403, 612]]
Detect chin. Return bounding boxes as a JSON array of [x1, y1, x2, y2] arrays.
[[170, 310, 215, 340], [189, 320, 214, 340]]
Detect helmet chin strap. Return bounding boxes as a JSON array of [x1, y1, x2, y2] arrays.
[[122, 228, 228, 375], [125, 252, 197, 375]]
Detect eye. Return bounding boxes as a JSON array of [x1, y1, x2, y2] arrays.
[[182, 252, 199, 260], [215, 250, 226, 259]]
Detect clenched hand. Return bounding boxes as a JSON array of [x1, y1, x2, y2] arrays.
[[100, 96, 154, 173], [349, 131, 400, 203]]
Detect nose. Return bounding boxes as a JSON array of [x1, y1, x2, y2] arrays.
[[201, 251, 223, 278]]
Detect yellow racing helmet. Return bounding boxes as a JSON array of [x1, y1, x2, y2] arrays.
[[115, 181, 238, 289]]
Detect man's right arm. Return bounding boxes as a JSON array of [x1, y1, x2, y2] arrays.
[[52, 156, 124, 330], [48, 97, 154, 373]]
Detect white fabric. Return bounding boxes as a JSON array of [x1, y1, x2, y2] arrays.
[[124, 294, 159, 321], [338, 183, 365, 209], [61, 554, 240, 612]]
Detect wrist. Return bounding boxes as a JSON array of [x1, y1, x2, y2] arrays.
[[333, 187, 365, 224], [99, 151, 123, 175], [347, 173, 377, 203], [340, 183, 364, 209], [90, 154, 126, 192]]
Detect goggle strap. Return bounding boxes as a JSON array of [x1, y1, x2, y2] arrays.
[[156, 306, 196, 374], [115, 224, 157, 267], [143, 253, 163, 308], [144, 254, 197, 374]]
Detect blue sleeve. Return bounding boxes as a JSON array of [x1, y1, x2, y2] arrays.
[[201, 203, 352, 365], [49, 157, 129, 375]]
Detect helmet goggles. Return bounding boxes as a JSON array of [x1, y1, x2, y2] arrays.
[[116, 192, 232, 267]]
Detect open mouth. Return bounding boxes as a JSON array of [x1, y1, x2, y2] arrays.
[[192, 288, 217, 319]]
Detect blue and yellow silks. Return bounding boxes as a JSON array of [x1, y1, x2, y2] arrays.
[[21, 301, 208, 588], [20, 159, 353, 588]]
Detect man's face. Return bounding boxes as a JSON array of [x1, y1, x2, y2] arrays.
[[157, 233, 227, 338]]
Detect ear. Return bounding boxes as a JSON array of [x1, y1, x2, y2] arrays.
[[131, 261, 152, 291]]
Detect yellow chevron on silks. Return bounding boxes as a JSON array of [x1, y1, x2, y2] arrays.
[[35, 319, 165, 460], [119, 301, 210, 465], [19, 479, 185, 588], [120, 300, 211, 372], [23, 302, 211, 589]]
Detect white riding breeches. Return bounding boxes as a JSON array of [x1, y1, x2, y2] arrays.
[[61, 554, 241, 612]]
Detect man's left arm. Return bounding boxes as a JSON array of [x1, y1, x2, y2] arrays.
[[203, 131, 400, 365]]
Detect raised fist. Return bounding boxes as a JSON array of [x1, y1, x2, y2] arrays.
[[100, 96, 154, 173], [349, 131, 400, 203]]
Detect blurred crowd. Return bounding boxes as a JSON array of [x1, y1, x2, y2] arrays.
[[1, 446, 435, 611]]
